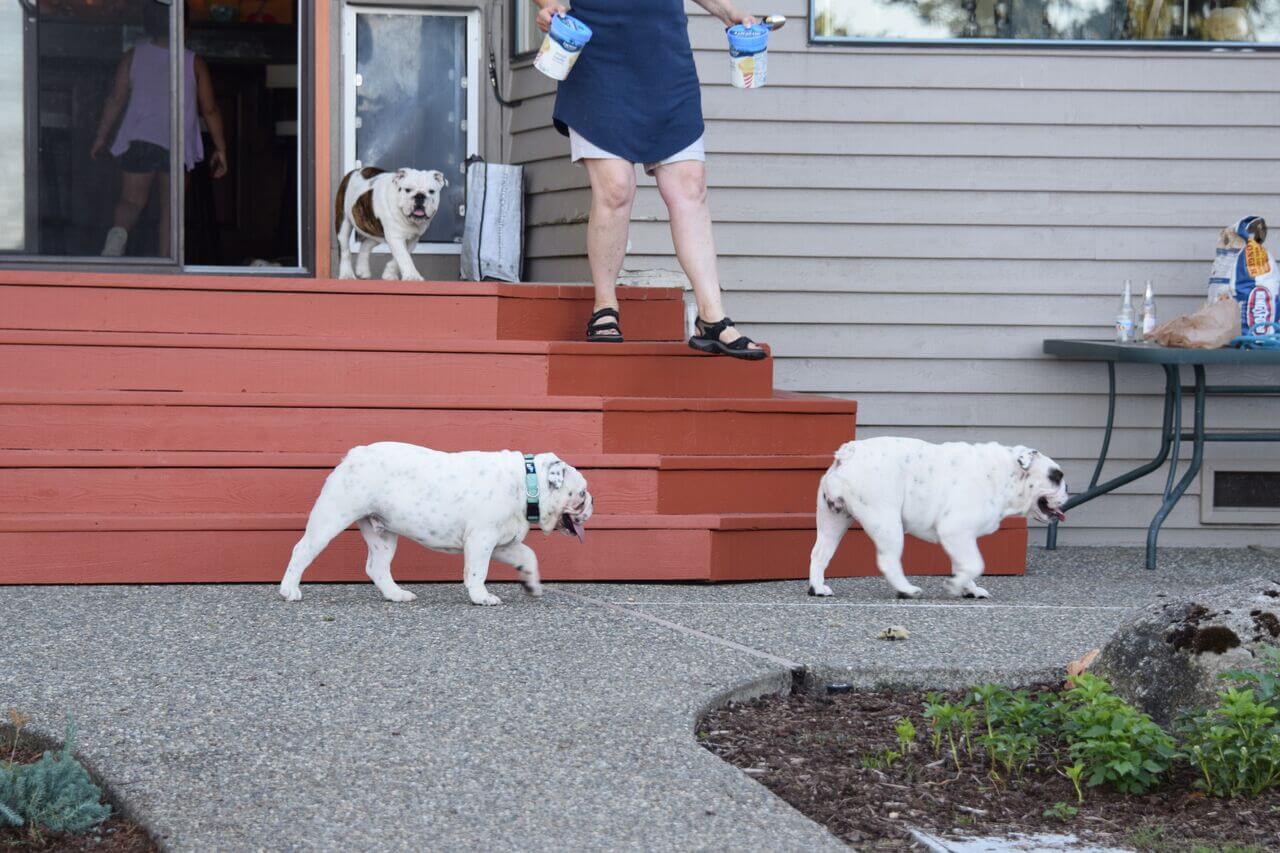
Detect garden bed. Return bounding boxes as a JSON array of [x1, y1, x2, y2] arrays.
[[700, 683, 1280, 851], [1, 725, 156, 852]]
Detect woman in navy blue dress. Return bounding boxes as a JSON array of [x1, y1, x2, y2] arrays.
[[535, 0, 766, 359]]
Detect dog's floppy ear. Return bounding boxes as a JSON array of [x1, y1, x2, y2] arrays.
[[394, 168, 407, 182], [1015, 447, 1040, 472], [546, 458, 566, 491]]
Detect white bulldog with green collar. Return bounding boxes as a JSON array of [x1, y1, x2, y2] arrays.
[[279, 443, 592, 605]]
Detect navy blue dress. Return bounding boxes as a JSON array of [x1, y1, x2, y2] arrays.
[[552, 0, 704, 164]]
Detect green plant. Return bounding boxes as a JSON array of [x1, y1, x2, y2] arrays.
[[1057, 673, 1176, 794], [894, 717, 916, 754], [1182, 686, 1280, 797], [1220, 647, 1280, 708], [0, 720, 111, 834], [858, 748, 900, 771], [1061, 762, 1086, 804], [981, 730, 1037, 781], [922, 698, 974, 770], [1043, 801, 1078, 822]]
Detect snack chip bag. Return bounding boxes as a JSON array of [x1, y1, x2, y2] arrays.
[[1207, 215, 1280, 334]]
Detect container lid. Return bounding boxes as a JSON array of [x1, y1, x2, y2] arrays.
[[549, 13, 593, 46], [726, 23, 770, 52]]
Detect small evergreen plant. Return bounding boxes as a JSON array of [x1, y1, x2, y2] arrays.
[[0, 718, 111, 834]]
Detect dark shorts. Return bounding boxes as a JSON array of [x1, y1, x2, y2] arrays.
[[119, 141, 170, 174]]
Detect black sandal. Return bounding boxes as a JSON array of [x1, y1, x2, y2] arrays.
[[688, 315, 767, 360], [586, 307, 624, 342]]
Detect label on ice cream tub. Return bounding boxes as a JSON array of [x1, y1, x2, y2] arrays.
[[727, 23, 769, 89], [535, 14, 593, 81]]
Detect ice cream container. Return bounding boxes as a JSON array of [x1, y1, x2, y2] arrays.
[[727, 23, 770, 89], [534, 14, 593, 81]]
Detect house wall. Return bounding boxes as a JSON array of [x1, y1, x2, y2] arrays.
[[503, 0, 1280, 546]]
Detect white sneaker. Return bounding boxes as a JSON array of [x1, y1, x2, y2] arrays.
[[100, 226, 128, 257]]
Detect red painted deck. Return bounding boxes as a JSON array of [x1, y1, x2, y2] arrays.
[[0, 272, 1027, 584]]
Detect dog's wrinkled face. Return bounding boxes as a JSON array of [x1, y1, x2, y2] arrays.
[[393, 168, 446, 224], [1014, 447, 1069, 523], [538, 455, 593, 542]]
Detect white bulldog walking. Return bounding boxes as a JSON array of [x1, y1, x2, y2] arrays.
[[807, 438, 1068, 599], [279, 443, 593, 606]]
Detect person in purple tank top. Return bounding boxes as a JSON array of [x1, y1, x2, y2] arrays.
[[90, 2, 229, 258]]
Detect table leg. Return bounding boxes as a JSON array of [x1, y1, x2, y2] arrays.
[[1047, 362, 1177, 550], [1146, 365, 1206, 570]]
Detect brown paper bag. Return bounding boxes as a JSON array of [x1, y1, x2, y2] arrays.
[[1151, 299, 1238, 349]]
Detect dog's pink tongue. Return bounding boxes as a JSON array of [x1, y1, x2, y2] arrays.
[[574, 523, 585, 544], [1052, 508, 1067, 522]]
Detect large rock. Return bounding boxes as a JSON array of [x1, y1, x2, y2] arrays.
[[1094, 576, 1280, 726]]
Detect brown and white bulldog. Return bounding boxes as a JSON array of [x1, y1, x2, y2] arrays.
[[335, 166, 446, 281]]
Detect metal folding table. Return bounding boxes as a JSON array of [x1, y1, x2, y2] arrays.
[[1042, 339, 1280, 569]]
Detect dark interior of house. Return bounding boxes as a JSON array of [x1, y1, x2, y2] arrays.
[[30, 0, 299, 265]]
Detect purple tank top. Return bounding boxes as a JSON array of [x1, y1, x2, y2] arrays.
[[110, 41, 204, 171]]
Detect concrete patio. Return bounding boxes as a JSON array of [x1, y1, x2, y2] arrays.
[[2, 546, 1276, 851]]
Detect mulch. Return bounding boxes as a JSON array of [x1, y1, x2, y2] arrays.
[[0, 747, 157, 853], [699, 687, 1280, 851]]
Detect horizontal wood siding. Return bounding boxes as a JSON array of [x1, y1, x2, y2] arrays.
[[505, 0, 1280, 546]]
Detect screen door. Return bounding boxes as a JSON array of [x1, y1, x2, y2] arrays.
[[343, 7, 477, 250]]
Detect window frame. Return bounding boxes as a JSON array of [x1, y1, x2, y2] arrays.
[[0, 2, 313, 275], [340, 4, 480, 256], [511, 0, 540, 59], [807, 0, 1280, 49]]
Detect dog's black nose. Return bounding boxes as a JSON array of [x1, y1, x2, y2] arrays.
[[413, 193, 426, 205]]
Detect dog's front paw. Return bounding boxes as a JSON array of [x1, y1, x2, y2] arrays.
[[808, 583, 834, 597], [895, 585, 924, 599], [521, 581, 545, 598], [279, 583, 303, 602], [963, 584, 990, 600], [400, 271, 425, 282], [469, 593, 502, 606], [382, 588, 417, 603]]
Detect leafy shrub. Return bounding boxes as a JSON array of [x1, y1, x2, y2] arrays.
[[1182, 685, 1280, 797], [0, 720, 111, 834], [1056, 674, 1176, 794], [1043, 801, 1078, 822], [894, 717, 916, 754]]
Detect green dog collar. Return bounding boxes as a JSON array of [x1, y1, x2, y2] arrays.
[[524, 454, 539, 523]]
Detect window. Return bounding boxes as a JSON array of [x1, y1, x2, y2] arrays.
[[0, 0, 304, 268], [342, 7, 478, 253], [811, 0, 1280, 44], [513, 1, 542, 56]]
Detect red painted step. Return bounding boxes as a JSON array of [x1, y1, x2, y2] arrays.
[[0, 452, 833, 516], [0, 513, 1026, 584], [1, 273, 685, 342], [0, 391, 857, 457], [0, 331, 771, 399]]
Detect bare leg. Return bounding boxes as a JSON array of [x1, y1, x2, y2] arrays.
[[940, 533, 989, 599], [112, 171, 155, 231], [337, 220, 356, 278], [356, 518, 415, 602], [462, 533, 501, 606], [807, 491, 850, 597], [652, 160, 760, 351], [492, 541, 543, 598], [583, 158, 636, 321]]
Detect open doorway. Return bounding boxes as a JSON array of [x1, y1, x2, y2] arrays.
[[0, 0, 302, 269]]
